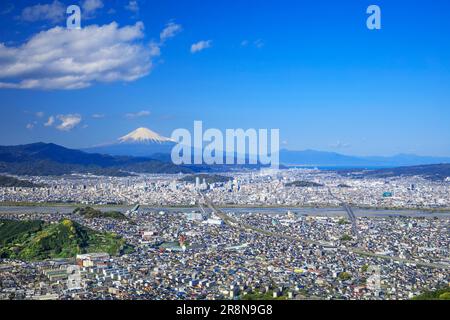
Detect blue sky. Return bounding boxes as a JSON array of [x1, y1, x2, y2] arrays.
[[0, 0, 449, 156]]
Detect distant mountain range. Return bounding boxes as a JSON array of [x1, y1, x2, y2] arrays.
[[339, 164, 450, 181], [83, 127, 265, 171], [0, 127, 449, 178], [0, 141, 259, 177], [279, 149, 450, 167], [84, 127, 450, 168], [0, 142, 192, 176]]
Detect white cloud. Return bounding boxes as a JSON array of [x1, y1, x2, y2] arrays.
[[36, 111, 44, 118], [82, 0, 104, 15], [92, 113, 105, 118], [191, 40, 212, 53], [160, 22, 182, 42], [56, 114, 82, 131], [125, 1, 139, 13], [20, 0, 65, 23], [125, 110, 150, 119], [26, 123, 34, 130], [0, 21, 162, 90], [44, 116, 55, 126]]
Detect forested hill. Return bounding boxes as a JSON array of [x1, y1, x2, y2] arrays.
[[0, 142, 192, 176], [0, 219, 132, 261]]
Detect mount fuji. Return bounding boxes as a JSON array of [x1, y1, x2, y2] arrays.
[[118, 127, 174, 144], [84, 127, 176, 157]]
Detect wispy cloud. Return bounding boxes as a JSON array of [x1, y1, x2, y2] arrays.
[[125, 110, 151, 119], [125, 0, 139, 13], [56, 114, 82, 131], [254, 39, 264, 48], [92, 113, 105, 119], [191, 40, 212, 53], [19, 0, 65, 23], [330, 141, 351, 149], [160, 22, 182, 42], [241, 39, 265, 49], [1, 3, 14, 15], [82, 0, 104, 17], [44, 116, 55, 127]]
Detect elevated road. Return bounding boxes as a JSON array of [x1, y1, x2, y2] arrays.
[[328, 188, 359, 241]]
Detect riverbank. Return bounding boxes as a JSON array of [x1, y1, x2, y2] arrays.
[[1, 201, 449, 213], [0, 204, 449, 218]]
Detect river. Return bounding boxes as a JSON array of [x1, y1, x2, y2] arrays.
[[0, 205, 449, 218]]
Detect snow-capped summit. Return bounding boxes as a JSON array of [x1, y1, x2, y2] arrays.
[[118, 127, 174, 144], [84, 127, 175, 157]]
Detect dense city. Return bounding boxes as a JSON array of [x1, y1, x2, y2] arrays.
[[1, 168, 450, 209], [0, 169, 449, 300]]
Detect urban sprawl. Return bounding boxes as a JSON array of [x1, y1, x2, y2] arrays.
[[0, 169, 449, 300]]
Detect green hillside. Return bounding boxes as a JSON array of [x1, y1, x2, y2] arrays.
[[74, 207, 128, 220], [0, 175, 45, 188], [285, 180, 324, 187], [0, 219, 132, 261], [412, 287, 450, 300]]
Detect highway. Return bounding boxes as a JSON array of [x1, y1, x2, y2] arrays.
[[328, 188, 359, 241]]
